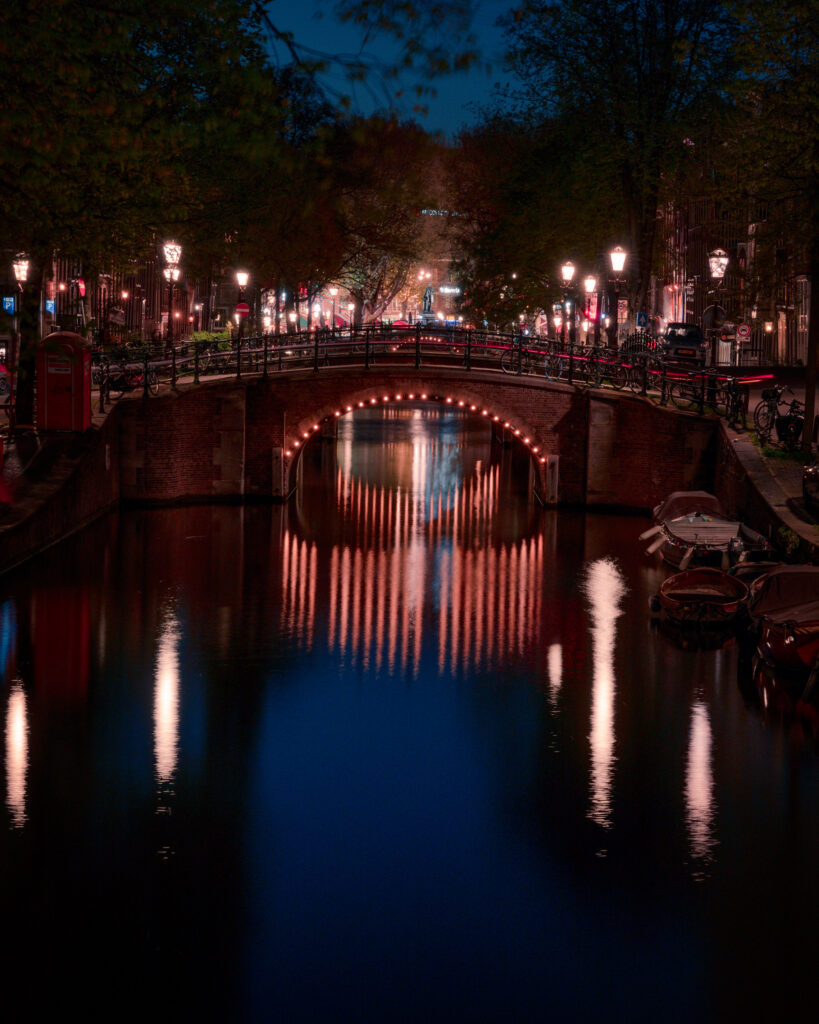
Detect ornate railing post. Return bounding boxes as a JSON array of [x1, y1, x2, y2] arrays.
[[567, 339, 575, 385], [263, 334, 269, 378], [415, 323, 421, 368], [465, 328, 472, 370]]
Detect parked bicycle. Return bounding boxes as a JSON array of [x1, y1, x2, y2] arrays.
[[752, 384, 804, 448], [106, 361, 159, 399], [500, 341, 565, 380]]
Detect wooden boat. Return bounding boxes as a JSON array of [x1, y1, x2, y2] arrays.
[[640, 490, 772, 569], [651, 567, 749, 626], [747, 565, 819, 675]]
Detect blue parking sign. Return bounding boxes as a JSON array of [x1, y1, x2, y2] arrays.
[[636, 311, 647, 327], [2, 296, 14, 315]]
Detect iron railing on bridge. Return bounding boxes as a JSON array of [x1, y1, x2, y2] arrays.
[[94, 324, 773, 433]]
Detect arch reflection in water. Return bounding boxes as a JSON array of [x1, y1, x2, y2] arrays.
[[154, 605, 181, 819], [5, 680, 28, 829], [686, 699, 717, 876], [285, 422, 548, 677], [583, 557, 627, 830]]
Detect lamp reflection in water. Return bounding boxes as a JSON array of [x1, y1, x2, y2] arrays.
[[547, 644, 563, 708], [685, 699, 717, 877], [5, 680, 28, 828], [584, 557, 627, 831], [154, 606, 180, 832]]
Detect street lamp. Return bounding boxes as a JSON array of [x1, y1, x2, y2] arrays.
[[236, 270, 249, 341], [707, 248, 729, 366], [12, 254, 29, 287], [329, 287, 338, 329], [163, 241, 182, 347], [584, 274, 598, 346], [163, 266, 180, 346], [561, 261, 576, 349], [609, 246, 627, 348]]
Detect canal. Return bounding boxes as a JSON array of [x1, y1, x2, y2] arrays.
[[0, 405, 816, 1021]]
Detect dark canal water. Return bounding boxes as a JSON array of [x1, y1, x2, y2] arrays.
[[1, 406, 817, 1021]]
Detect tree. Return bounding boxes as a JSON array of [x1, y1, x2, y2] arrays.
[[724, 0, 819, 449], [448, 112, 622, 329], [498, 0, 737, 318], [330, 117, 436, 324]]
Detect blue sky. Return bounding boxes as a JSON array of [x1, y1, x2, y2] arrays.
[[267, 1, 512, 137]]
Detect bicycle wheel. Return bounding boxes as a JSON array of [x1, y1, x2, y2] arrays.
[[545, 354, 565, 380], [753, 400, 775, 438], [500, 348, 519, 374], [107, 369, 126, 400], [669, 380, 700, 410], [148, 370, 159, 395], [604, 361, 628, 390]]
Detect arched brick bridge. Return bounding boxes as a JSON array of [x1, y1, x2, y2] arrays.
[[111, 360, 721, 511]]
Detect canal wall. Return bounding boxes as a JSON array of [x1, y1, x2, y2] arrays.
[[715, 424, 819, 562], [0, 411, 120, 576]]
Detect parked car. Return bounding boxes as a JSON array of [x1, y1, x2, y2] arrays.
[[662, 322, 708, 366]]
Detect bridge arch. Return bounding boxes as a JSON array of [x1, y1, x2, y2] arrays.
[[116, 365, 719, 511], [277, 373, 557, 501]]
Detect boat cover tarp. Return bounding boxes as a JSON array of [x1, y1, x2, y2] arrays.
[[750, 566, 819, 622], [653, 491, 726, 523]]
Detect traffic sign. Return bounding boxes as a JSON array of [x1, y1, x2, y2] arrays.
[[235, 302, 250, 317], [737, 322, 751, 339]]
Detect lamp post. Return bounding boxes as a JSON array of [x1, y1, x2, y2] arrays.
[[11, 253, 29, 419], [584, 274, 599, 347], [329, 287, 338, 331], [561, 260, 576, 350], [163, 240, 182, 349], [609, 246, 627, 348], [236, 269, 249, 342], [707, 248, 729, 367], [163, 267, 180, 346]]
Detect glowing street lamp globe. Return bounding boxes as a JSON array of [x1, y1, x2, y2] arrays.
[[12, 253, 29, 284], [163, 240, 182, 267], [561, 261, 576, 285], [584, 275, 597, 294], [609, 246, 627, 275], [708, 248, 729, 281], [236, 270, 249, 289]]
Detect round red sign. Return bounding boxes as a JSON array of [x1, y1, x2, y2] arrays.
[[235, 302, 250, 317]]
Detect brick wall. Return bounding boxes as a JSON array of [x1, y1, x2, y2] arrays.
[[113, 371, 719, 511]]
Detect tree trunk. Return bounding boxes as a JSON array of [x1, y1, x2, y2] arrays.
[[803, 206, 819, 451]]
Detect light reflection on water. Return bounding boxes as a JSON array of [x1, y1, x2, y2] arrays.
[[4, 680, 27, 828], [583, 557, 627, 832], [0, 404, 817, 1020]]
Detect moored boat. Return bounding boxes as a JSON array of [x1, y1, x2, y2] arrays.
[[651, 567, 749, 626], [747, 565, 819, 675], [640, 491, 772, 569]]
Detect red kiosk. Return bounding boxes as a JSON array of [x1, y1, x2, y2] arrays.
[[36, 331, 92, 431]]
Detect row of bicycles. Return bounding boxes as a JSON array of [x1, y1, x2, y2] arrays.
[[497, 340, 808, 450]]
